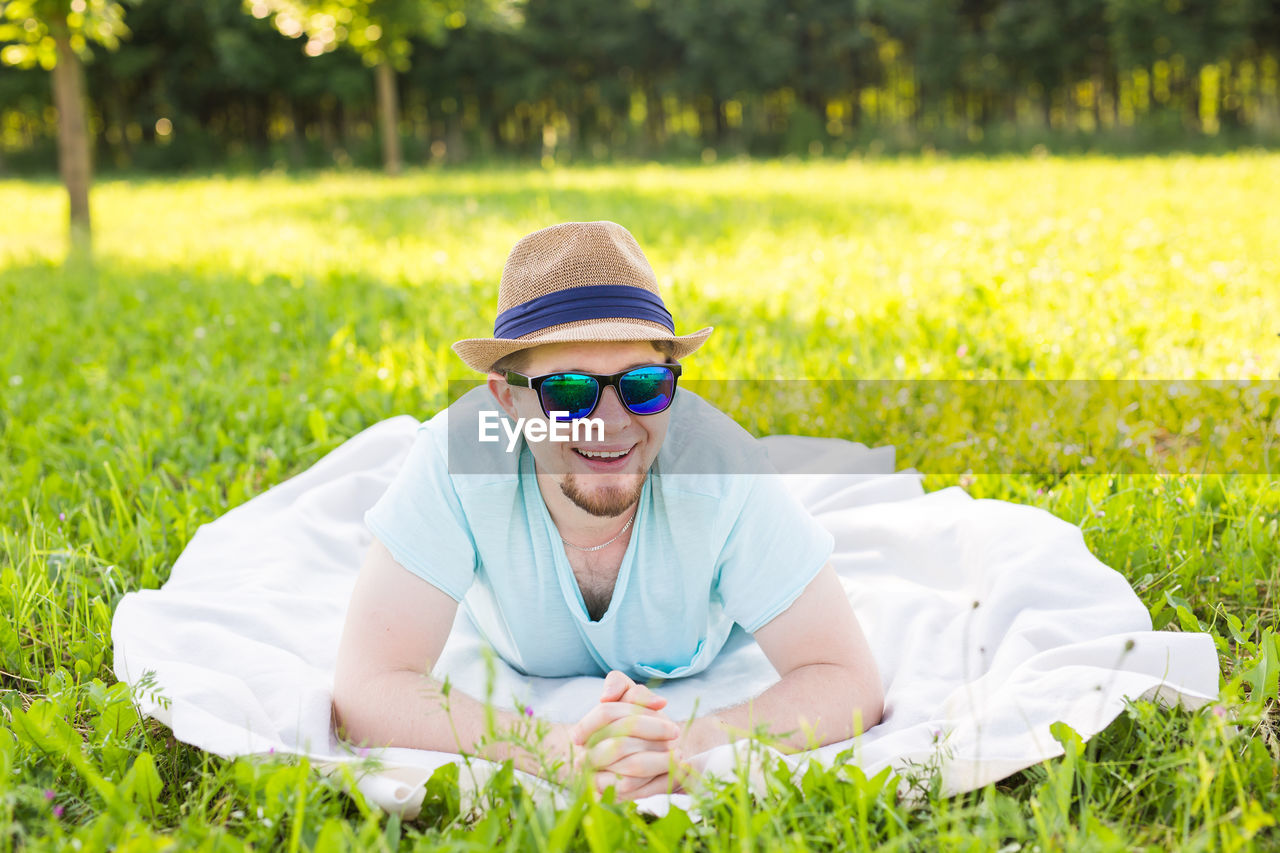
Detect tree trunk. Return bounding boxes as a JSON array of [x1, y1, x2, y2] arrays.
[[320, 97, 337, 158], [105, 90, 133, 169], [375, 60, 403, 174], [52, 25, 92, 253], [446, 114, 465, 163], [645, 84, 665, 153], [711, 96, 727, 146], [281, 97, 305, 168]]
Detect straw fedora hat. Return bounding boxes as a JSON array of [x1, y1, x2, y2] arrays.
[[451, 221, 714, 373]]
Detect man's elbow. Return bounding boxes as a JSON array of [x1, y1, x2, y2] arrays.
[[331, 670, 388, 748], [331, 679, 363, 745], [856, 673, 885, 732], [837, 662, 884, 735]]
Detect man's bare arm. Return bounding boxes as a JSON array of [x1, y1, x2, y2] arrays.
[[332, 538, 571, 776], [675, 562, 884, 755], [575, 562, 884, 796], [332, 537, 675, 780]]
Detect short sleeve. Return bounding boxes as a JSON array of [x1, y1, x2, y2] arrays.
[[363, 423, 478, 601], [714, 473, 835, 634]]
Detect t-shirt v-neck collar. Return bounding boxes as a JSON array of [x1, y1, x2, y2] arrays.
[[522, 444, 646, 628]]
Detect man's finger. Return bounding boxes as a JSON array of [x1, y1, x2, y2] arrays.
[[571, 702, 678, 746], [592, 769, 625, 794], [582, 713, 681, 749], [618, 681, 667, 711], [594, 770, 668, 799], [571, 700, 641, 745], [585, 735, 671, 769], [599, 748, 676, 779], [581, 715, 682, 750], [617, 773, 676, 801], [599, 670, 634, 703], [599, 671, 666, 711]]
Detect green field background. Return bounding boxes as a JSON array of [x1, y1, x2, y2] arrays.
[[1, 157, 1278, 849]]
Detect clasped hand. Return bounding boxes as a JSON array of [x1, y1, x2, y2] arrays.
[[567, 670, 695, 800]]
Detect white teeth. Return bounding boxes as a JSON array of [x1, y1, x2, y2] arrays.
[[577, 448, 628, 459]]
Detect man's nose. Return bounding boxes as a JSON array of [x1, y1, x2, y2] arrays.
[[591, 385, 632, 431]]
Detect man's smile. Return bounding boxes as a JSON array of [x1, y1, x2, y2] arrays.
[[571, 443, 637, 470]]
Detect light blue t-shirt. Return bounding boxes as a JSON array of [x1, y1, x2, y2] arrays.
[[363, 386, 834, 681]]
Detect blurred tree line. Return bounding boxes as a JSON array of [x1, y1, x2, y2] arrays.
[[3, 0, 1280, 178]]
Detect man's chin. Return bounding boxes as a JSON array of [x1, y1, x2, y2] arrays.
[[560, 472, 646, 518]]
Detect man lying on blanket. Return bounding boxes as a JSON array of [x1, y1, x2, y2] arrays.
[[332, 221, 884, 800]]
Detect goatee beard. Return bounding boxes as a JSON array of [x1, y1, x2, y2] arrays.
[[559, 473, 645, 518]]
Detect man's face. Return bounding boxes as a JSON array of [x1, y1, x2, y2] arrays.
[[488, 340, 672, 518]]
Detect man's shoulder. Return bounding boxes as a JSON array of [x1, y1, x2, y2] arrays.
[[656, 389, 772, 498], [418, 385, 523, 489]]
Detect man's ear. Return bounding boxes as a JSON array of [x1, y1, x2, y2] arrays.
[[486, 372, 519, 419]]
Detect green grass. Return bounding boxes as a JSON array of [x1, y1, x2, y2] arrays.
[[1, 156, 1278, 850]]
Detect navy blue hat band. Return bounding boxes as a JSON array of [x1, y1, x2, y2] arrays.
[[493, 284, 674, 339]]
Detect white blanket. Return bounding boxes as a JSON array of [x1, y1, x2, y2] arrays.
[[111, 415, 1219, 817]]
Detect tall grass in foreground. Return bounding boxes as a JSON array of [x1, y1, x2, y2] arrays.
[[1, 157, 1278, 850]]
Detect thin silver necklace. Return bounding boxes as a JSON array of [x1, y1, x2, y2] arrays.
[[560, 507, 638, 552]]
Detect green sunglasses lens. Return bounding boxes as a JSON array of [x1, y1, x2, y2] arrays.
[[619, 366, 676, 415], [540, 374, 599, 420]]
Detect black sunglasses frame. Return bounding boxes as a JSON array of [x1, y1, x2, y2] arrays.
[[505, 362, 683, 420]]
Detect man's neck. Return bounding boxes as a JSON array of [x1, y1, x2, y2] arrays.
[[535, 472, 640, 548]]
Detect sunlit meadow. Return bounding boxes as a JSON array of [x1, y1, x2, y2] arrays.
[[1, 156, 1278, 850]]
